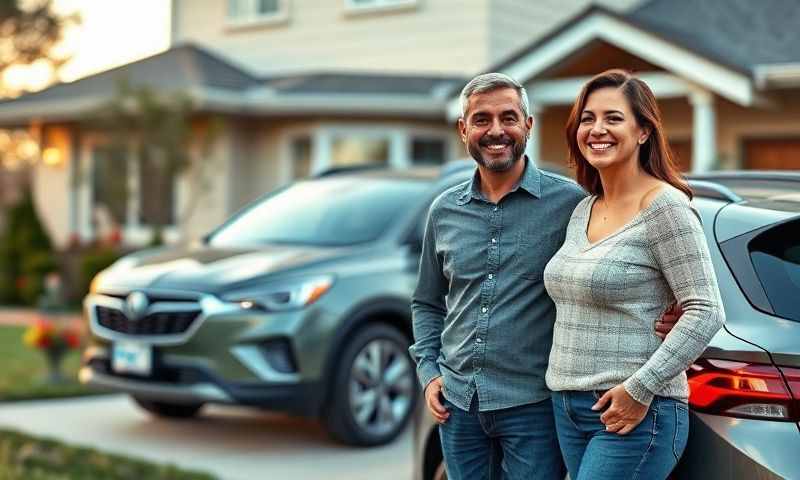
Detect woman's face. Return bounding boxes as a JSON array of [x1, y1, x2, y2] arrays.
[[576, 86, 650, 171]]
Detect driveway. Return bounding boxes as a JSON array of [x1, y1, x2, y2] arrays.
[[0, 394, 412, 479]]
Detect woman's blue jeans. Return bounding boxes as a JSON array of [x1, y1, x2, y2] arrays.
[[551, 390, 688, 480]]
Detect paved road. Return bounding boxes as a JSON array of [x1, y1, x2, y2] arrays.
[[0, 395, 413, 479]]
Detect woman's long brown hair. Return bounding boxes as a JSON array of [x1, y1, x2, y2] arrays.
[[565, 69, 692, 199]]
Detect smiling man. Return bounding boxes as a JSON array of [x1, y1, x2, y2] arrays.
[[409, 73, 587, 479]]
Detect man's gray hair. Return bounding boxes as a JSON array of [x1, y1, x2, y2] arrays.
[[459, 72, 530, 119]]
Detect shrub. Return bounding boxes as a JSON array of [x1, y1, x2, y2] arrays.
[[79, 248, 122, 297]]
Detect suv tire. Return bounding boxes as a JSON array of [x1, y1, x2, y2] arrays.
[[324, 323, 418, 446], [133, 397, 204, 419]]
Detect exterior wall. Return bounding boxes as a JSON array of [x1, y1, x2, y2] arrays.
[[717, 90, 800, 170], [177, 118, 237, 242], [32, 125, 73, 249], [535, 90, 800, 175], [173, 0, 492, 76], [488, 0, 645, 66]]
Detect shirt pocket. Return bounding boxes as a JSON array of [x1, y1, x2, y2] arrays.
[[514, 229, 564, 282]]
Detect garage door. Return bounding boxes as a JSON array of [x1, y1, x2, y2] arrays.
[[744, 138, 800, 170]]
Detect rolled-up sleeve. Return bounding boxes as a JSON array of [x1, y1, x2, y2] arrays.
[[623, 197, 725, 405], [409, 205, 448, 390]]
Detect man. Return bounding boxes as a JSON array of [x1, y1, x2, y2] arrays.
[[409, 73, 676, 479]]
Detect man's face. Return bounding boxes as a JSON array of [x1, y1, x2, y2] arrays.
[[458, 87, 533, 172]]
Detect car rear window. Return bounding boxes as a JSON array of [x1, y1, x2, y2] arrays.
[[749, 218, 800, 322]]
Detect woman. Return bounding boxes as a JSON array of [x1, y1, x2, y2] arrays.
[[543, 69, 725, 479]]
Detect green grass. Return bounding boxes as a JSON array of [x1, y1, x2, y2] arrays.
[[0, 428, 217, 479], [0, 325, 100, 402]]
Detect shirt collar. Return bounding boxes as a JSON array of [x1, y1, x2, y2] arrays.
[[456, 156, 542, 205]]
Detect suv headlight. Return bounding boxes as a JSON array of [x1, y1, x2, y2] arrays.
[[221, 275, 334, 312]]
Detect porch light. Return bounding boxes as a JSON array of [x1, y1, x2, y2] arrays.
[[42, 147, 63, 168]]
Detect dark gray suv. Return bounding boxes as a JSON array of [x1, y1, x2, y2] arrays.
[[81, 164, 473, 447], [414, 172, 800, 480]]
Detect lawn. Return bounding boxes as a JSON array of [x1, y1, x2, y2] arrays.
[[0, 325, 99, 402], [0, 428, 217, 479]]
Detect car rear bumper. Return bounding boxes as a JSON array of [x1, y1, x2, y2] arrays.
[[674, 412, 800, 479]]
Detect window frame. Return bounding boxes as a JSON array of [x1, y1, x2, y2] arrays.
[[226, 0, 289, 29], [78, 134, 180, 246], [281, 124, 453, 180], [343, 0, 418, 16]]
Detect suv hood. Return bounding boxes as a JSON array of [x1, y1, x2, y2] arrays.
[[96, 244, 345, 294]]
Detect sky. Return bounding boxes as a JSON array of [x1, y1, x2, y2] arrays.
[[4, 0, 172, 92]]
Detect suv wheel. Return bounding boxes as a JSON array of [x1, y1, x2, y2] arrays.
[[132, 397, 204, 419], [324, 323, 417, 446]]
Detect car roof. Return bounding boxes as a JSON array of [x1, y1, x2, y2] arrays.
[[690, 171, 800, 213]]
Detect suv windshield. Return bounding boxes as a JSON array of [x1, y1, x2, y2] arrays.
[[208, 177, 429, 247]]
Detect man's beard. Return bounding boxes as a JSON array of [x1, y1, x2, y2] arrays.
[[468, 134, 526, 172]]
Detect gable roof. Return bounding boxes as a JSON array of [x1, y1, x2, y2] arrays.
[[468, 4, 759, 110], [628, 0, 800, 74]]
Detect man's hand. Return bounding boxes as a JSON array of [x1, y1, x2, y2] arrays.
[[424, 377, 449, 424], [655, 303, 683, 339], [591, 385, 648, 435]]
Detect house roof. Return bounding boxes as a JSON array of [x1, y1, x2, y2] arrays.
[[627, 0, 800, 74], [0, 43, 260, 107], [493, 0, 800, 78], [0, 43, 465, 126], [264, 72, 464, 96]]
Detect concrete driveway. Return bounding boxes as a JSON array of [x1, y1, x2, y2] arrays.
[[0, 394, 412, 479]]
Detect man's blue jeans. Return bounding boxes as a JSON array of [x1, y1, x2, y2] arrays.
[[551, 391, 689, 480], [439, 394, 565, 480]]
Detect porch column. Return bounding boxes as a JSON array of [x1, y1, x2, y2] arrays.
[[689, 90, 716, 173], [526, 103, 543, 166]]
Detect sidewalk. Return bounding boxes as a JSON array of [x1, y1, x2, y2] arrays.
[[0, 307, 82, 326]]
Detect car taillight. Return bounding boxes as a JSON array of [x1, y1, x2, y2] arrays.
[[687, 359, 799, 421]]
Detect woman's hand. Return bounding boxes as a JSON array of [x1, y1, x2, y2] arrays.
[[591, 384, 649, 435]]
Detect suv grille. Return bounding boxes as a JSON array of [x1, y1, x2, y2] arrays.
[[95, 306, 200, 335]]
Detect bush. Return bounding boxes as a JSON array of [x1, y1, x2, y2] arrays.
[[0, 190, 56, 305], [79, 248, 122, 297]]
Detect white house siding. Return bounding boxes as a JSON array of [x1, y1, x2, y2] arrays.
[[488, 0, 645, 66], [32, 125, 73, 249], [177, 119, 239, 242], [173, 0, 492, 76]]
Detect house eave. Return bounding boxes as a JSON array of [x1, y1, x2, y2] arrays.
[[754, 63, 800, 89]]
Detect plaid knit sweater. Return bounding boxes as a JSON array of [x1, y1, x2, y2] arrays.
[[543, 188, 725, 405]]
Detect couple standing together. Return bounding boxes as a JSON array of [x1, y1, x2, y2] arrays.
[[409, 69, 725, 480]]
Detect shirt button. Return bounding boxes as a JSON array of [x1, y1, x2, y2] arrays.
[[488, 274, 493, 279], [493, 206, 498, 211], [481, 307, 488, 313], [476, 337, 482, 343], [491, 238, 497, 243]]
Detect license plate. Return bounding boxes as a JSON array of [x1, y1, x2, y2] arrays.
[[112, 341, 152, 376]]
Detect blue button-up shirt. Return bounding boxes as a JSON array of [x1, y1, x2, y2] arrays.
[[409, 159, 586, 411]]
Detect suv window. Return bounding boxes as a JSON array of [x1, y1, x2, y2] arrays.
[[208, 177, 429, 247], [749, 218, 800, 321]]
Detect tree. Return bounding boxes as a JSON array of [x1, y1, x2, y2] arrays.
[[0, 0, 78, 97], [86, 80, 220, 242]]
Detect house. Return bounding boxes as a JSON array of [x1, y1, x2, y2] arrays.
[[477, 0, 800, 176], [0, 0, 797, 250]]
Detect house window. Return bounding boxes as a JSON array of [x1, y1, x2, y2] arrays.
[[331, 136, 390, 167], [90, 144, 176, 236], [411, 137, 447, 165], [228, 0, 288, 24], [290, 136, 313, 178], [139, 153, 175, 226], [92, 145, 128, 229], [345, 0, 417, 13]]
